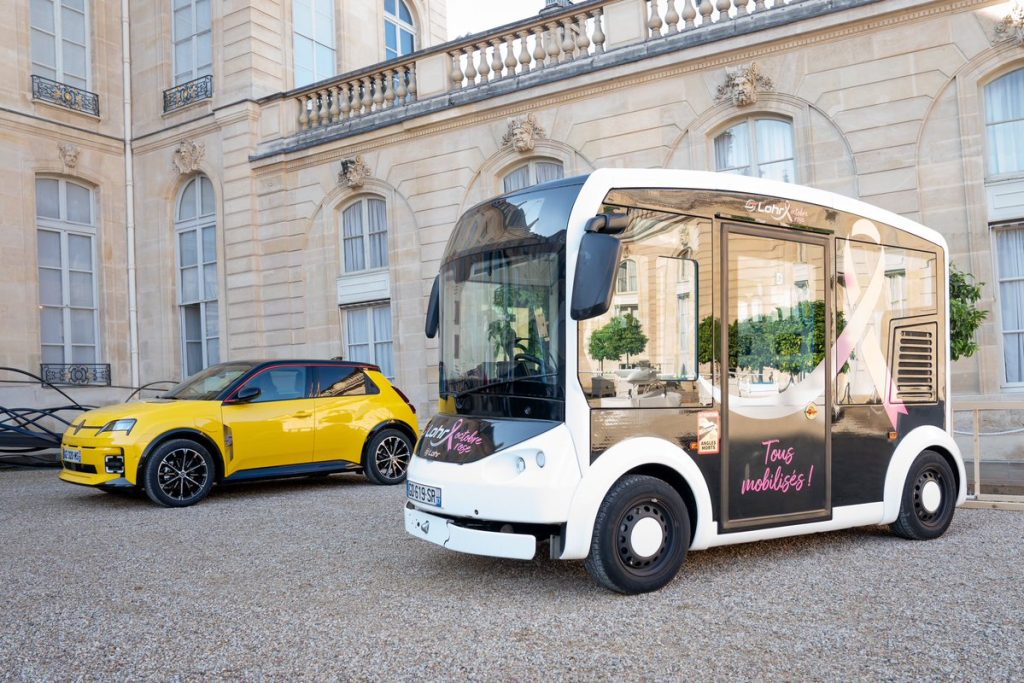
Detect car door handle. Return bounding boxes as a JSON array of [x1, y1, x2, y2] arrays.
[[292, 410, 313, 418]]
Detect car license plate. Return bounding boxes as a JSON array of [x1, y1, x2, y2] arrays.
[[407, 481, 442, 508], [62, 448, 82, 464]]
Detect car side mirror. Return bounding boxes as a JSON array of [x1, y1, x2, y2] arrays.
[[425, 275, 440, 339], [571, 231, 622, 320], [235, 386, 261, 403]]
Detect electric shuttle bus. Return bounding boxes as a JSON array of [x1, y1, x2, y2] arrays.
[[405, 169, 965, 594]]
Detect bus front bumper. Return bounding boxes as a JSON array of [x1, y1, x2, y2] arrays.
[[404, 504, 536, 560]]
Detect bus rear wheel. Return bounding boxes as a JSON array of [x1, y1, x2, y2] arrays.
[[584, 474, 690, 594], [890, 450, 956, 540]]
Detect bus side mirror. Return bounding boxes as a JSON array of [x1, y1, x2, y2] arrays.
[[571, 232, 621, 321], [425, 275, 440, 339]]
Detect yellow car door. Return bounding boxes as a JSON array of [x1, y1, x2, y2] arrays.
[[312, 365, 373, 464], [221, 364, 315, 473]]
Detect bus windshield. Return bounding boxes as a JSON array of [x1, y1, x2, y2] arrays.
[[438, 181, 582, 420]]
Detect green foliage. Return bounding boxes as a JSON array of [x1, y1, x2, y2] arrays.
[[949, 265, 988, 361], [589, 313, 650, 368]]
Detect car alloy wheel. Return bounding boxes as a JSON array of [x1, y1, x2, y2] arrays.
[[375, 434, 411, 481], [156, 446, 210, 502]]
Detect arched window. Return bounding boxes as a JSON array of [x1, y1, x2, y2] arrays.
[[714, 117, 796, 183], [616, 259, 637, 294], [341, 197, 389, 273], [293, 0, 335, 87], [385, 0, 415, 61], [36, 177, 99, 364], [175, 175, 218, 376], [502, 159, 564, 193], [31, 0, 90, 89], [172, 0, 212, 85], [985, 69, 1024, 177]]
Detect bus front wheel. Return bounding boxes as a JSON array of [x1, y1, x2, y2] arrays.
[[890, 450, 957, 540], [584, 474, 690, 594]]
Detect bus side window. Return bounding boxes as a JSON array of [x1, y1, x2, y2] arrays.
[[578, 212, 712, 408]]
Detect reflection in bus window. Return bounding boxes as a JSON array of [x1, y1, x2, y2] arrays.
[[577, 210, 712, 408]]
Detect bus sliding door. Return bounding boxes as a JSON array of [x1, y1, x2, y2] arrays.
[[721, 223, 831, 530]]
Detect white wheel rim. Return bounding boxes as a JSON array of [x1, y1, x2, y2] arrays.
[[921, 480, 942, 513], [630, 517, 664, 558]]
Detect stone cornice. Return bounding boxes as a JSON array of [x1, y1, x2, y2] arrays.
[[251, 0, 996, 175]]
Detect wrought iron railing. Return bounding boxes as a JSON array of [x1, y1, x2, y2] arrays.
[[39, 363, 111, 387], [163, 74, 214, 113], [31, 75, 100, 116]]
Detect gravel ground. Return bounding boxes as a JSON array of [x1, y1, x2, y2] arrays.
[[1, 469, 1021, 682]]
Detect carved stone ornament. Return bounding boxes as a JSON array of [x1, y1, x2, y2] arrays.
[[338, 155, 372, 188], [171, 140, 206, 175], [993, 0, 1024, 46], [57, 142, 80, 169], [501, 113, 545, 153], [715, 63, 774, 108]]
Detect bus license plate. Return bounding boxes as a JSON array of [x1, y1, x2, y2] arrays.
[[62, 448, 82, 464], [407, 481, 442, 508]]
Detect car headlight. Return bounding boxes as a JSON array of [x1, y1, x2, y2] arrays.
[[98, 418, 137, 435]]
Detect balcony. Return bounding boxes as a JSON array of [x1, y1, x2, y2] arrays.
[[40, 363, 111, 387], [257, 0, 828, 157], [31, 75, 100, 117], [163, 74, 214, 113]]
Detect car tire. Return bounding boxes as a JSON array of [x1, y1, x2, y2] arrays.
[[890, 450, 957, 540], [142, 439, 215, 508], [363, 428, 413, 486], [584, 474, 690, 594]]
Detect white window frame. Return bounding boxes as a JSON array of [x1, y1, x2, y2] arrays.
[[344, 303, 394, 379], [30, 0, 92, 89], [36, 178, 100, 365], [502, 159, 565, 194], [175, 176, 219, 377], [616, 259, 638, 294], [993, 224, 1024, 388], [714, 116, 797, 183], [384, 0, 416, 61], [172, 0, 212, 85], [293, 0, 336, 87], [340, 196, 389, 274]]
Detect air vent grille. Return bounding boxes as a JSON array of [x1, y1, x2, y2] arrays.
[[893, 324, 937, 403]]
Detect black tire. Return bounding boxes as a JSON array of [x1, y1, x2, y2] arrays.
[[142, 439, 215, 508], [584, 474, 690, 594], [363, 428, 413, 485], [890, 450, 957, 540]]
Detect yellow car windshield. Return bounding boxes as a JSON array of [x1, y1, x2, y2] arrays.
[[163, 362, 256, 401]]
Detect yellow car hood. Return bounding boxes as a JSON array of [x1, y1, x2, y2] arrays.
[[73, 399, 218, 427]]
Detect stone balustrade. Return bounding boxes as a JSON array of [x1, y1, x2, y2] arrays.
[[289, 0, 801, 133]]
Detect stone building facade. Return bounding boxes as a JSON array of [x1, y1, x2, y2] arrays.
[[2, 0, 1024, 425]]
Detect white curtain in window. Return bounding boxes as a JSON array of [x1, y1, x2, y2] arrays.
[[986, 70, 1024, 177], [373, 305, 393, 378], [714, 122, 750, 174], [342, 202, 365, 271], [367, 198, 389, 269], [996, 227, 1024, 383], [346, 308, 370, 362], [755, 119, 795, 183], [536, 161, 564, 184], [503, 165, 530, 193]]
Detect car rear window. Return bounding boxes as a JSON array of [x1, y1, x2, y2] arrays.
[[317, 366, 377, 397]]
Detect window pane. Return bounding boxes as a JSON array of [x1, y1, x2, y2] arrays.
[[293, 0, 312, 34], [68, 234, 92, 270], [756, 119, 794, 165], [42, 344, 64, 364], [398, 0, 412, 23], [196, 0, 211, 30], [536, 161, 564, 184], [185, 341, 204, 375], [178, 179, 197, 220], [175, 41, 194, 81], [200, 177, 215, 216], [40, 307, 63, 344], [183, 304, 202, 341], [318, 367, 368, 397], [986, 69, 1024, 125], [758, 159, 796, 184], [294, 35, 314, 86], [203, 263, 218, 299], [204, 300, 219, 337], [714, 122, 750, 172], [400, 28, 414, 56], [70, 308, 95, 344], [37, 230, 61, 267], [206, 337, 220, 366], [385, 0, 395, 15], [36, 179, 60, 219], [31, 0, 55, 33], [202, 225, 216, 263], [174, 6, 193, 40], [314, 11, 333, 45], [368, 198, 388, 268], [342, 203, 365, 271], [39, 268, 63, 306], [31, 31, 57, 71], [69, 271, 94, 306], [62, 0, 84, 11], [71, 345, 96, 363], [179, 230, 198, 267], [62, 41, 87, 81], [181, 266, 200, 302], [987, 120, 1024, 176], [385, 21, 397, 52], [65, 183, 91, 224], [347, 308, 369, 346], [373, 305, 392, 342], [61, 6, 86, 44], [315, 44, 335, 80]]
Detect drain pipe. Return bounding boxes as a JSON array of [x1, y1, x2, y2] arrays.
[[121, 0, 140, 387]]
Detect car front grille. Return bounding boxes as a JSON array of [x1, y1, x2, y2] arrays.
[[63, 462, 97, 474]]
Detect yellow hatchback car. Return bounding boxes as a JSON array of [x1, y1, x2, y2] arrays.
[[59, 360, 419, 507]]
